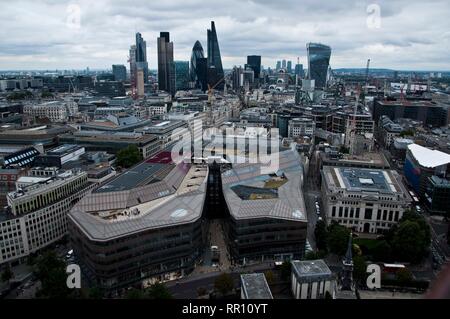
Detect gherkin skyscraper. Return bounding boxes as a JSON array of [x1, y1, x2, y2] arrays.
[[207, 21, 224, 90], [190, 40, 205, 88]]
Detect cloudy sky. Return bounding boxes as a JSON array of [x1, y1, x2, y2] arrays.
[[0, 0, 449, 71]]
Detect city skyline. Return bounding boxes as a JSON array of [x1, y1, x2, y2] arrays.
[[0, 0, 449, 71]]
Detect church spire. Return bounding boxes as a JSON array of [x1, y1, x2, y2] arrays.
[[344, 232, 353, 266], [341, 232, 354, 291]]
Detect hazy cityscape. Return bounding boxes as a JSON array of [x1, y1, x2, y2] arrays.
[[0, 0, 449, 304]]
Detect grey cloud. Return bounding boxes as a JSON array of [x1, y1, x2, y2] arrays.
[[0, 0, 448, 70]]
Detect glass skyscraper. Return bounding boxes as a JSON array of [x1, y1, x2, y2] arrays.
[[190, 40, 205, 89], [135, 33, 149, 84], [207, 21, 224, 90], [175, 61, 190, 91], [157, 32, 175, 95], [307, 42, 331, 89], [112, 64, 127, 82], [287, 60, 292, 74], [246, 55, 261, 79]]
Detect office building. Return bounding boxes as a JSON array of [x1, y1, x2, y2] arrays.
[[307, 43, 331, 89], [246, 55, 261, 79], [222, 149, 308, 264], [287, 60, 292, 74], [295, 64, 304, 78], [373, 98, 447, 127], [240, 273, 273, 299], [94, 81, 126, 98], [23, 101, 78, 122], [207, 21, 224, 90], [129, 44, 137, 90], [60, 131, 160, 159], [112, 65, 127, 82], [425, 176, 450, 215], [404, 143, 450, 200], [175, 61, 190, 91], [288, 117, 315, 138], [68, 151, 209, 290], [157, 32, 176, 96], [276, 61, 281, 71], [0, 125, 74, 150], [282, 60, 286, 69], [33, 144, 85, 168], [321, 166, 412, 234], [137, 69, 145, 97], [291, 260, 335, 299], [135, 33, 149, 84], [1, 169, 94, 265], [190, 41, 205, 89]]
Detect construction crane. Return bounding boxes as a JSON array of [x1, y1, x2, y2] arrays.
[[207, 77, 226, 105]]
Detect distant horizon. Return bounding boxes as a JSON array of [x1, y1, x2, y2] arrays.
[[1, 67, 450, 74]]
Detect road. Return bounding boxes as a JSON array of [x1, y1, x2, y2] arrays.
[[303, 149, 322, 251], [166, 262, 275, 299]]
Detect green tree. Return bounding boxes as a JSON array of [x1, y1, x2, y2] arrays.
[[146, 282, 173, 299], [116, 145, 142, 168], [371, 240, 392, 262], [264, 270, 275, 285], [353, 255, 367, 284], [392, 221, 428, 263], [125, 288, 145, 299], [41, 91, 54, 99], [399, 129, 414, 137], [214, 273, 234, 296], [197, 286, 208, 297], [314, 220, 328, 252], [396, 268, 413, 286], [280, 261, 292, 281], [34, 251, 72, 299], [1, 266, 14, 283], [327, 222, 351, 256], [87, 286, 104, 299]]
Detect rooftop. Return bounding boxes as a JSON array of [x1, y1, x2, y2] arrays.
[[291, 259, 333, 280], [407, 143, 450, 168], [221, 149, 307, 222], [68, 151, 208, 240], [240, 273, 273, 299], [322, 166, 408, 196]]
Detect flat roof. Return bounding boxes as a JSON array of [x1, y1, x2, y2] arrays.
[[221, 149, 307, 222], [407, 143, 450, 168], [68, 151, 208, 240], [240, 273, 273, 299], [322, 166, 407, 195], [291, 259, 332, 279]]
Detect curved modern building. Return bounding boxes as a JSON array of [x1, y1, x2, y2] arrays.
[[68, 151, 209, 290], [221, 149, 308, 264], [190, 40, 205, 84], [307, 43, 331, 89]]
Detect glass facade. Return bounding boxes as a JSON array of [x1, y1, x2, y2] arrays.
[[135, 33, 149, 83], [157, 32, 175, 95], [190, 40, 205, 88], [207, 21, 224, 89], [307, 43, 331, 89], [246, 55, 261, 79], [112, 65, 127, 82], [174, 61, 190, 91]]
